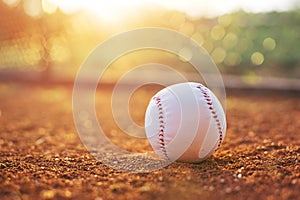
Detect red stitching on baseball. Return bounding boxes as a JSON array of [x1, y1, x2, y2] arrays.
[[153, 97, 169, 160], [196, 84, 224, 151]]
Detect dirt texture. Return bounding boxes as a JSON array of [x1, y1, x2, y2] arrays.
[[0, 83, 299, 200]]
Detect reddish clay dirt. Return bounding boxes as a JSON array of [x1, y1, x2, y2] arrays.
[[0, 83, 299, 200]]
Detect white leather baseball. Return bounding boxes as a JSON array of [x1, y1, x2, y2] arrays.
[[145, 82, 226, 163]]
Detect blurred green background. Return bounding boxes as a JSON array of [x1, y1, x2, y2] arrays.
[[0, 0, 299, 86]]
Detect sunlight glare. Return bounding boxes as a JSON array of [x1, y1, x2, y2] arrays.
[[52, 0, 143, 22], [46, 0, 297, 21], [54, 0, 82, 14], [42, 0, 57, 14], [2, 0, 20, 7], [23, 0, 42, 17]]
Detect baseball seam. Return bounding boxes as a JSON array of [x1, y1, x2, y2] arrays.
[[196, 84, 224, 151], [153, 96, 170, 161]]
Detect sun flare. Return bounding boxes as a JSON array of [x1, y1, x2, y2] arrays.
[[4, 0, 296, 20], [42, 0, 144, 22]]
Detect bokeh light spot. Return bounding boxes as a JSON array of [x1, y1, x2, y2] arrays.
[[202, 40, 214, 53], [251, 52, 264, 65], [263, 37, 276, 51], [211, 47, 226, 64], [23, 48, 41, 66], [242, 71, 261, 85], [23, 0, 42, 17], [222, 32, 238, 49], [210, 25, 226, 40], [224, 52, 241, 66], [169, 12, 186, 29], [237, 38, 253, 53], [42, 0, 57, 14], [2, 0, 20, 7], [48, 36, 71, 63], [191, 32, 204, 45], [179, 22, 195, 36], [218, 14, 232, 27]]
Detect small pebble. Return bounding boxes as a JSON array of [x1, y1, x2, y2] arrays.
[[97, 182, 103, 186], [109, 184, 120, 192], [235, 186, 241, 191], [35, 137, 45, 145], [248, 131, 256, 137], [225, 187, 232, 193], [140, 185, 150, 192], [41, 190, 56, 199], [286, 146, 290, 150], [0, 163, 7, 169], [263, 139, 271, 143], [64, 190, 72, 198]]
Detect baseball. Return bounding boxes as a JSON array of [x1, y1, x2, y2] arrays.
[[145, 82, 226, 163]]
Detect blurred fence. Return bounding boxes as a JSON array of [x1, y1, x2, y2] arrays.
[[0, 1, 299, 88]]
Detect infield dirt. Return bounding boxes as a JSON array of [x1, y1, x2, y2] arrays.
[[0, 83, 299, 200]]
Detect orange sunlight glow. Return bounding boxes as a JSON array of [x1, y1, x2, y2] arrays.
[[47, 0, 296, 18], [3, 0, 297, 19], [47, 0, 144, 22]]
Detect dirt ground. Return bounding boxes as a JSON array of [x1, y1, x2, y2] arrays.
[[0, 83, 299, 200]]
